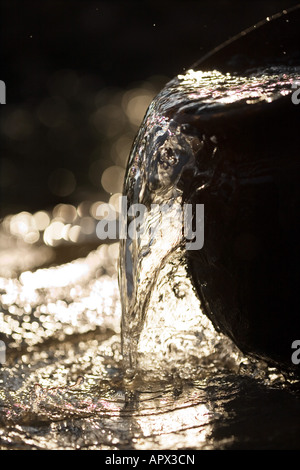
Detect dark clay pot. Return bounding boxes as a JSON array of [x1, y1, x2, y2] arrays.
[[183, 6, 300, 371]]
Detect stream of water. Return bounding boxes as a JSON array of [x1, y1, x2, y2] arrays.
[[1, 66, 300, 450], [119, 66, 300, 373]]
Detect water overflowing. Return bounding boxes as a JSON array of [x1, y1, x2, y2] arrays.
[[119, 66, 300, 374], [1, 66, 300, 450]]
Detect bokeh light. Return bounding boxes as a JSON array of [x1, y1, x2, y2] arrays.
[[0, 75, 169, 254], [48, 168, 77, 197], [101, 165, 125, 194]]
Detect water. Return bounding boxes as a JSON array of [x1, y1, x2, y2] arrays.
[[119, 66, 300, 374], [1, 66, 300, 450]]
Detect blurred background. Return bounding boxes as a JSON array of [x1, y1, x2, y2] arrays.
[[0, 0, 298, 254]]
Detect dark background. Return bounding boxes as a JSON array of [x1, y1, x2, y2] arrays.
[[1, 0, 299, 216]]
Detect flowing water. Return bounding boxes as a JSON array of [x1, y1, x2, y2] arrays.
[[119, 66, 300, 373], [1, 66, 300, 450]]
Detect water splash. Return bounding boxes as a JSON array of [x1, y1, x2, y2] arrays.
[[0, 205, 290, 450]]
